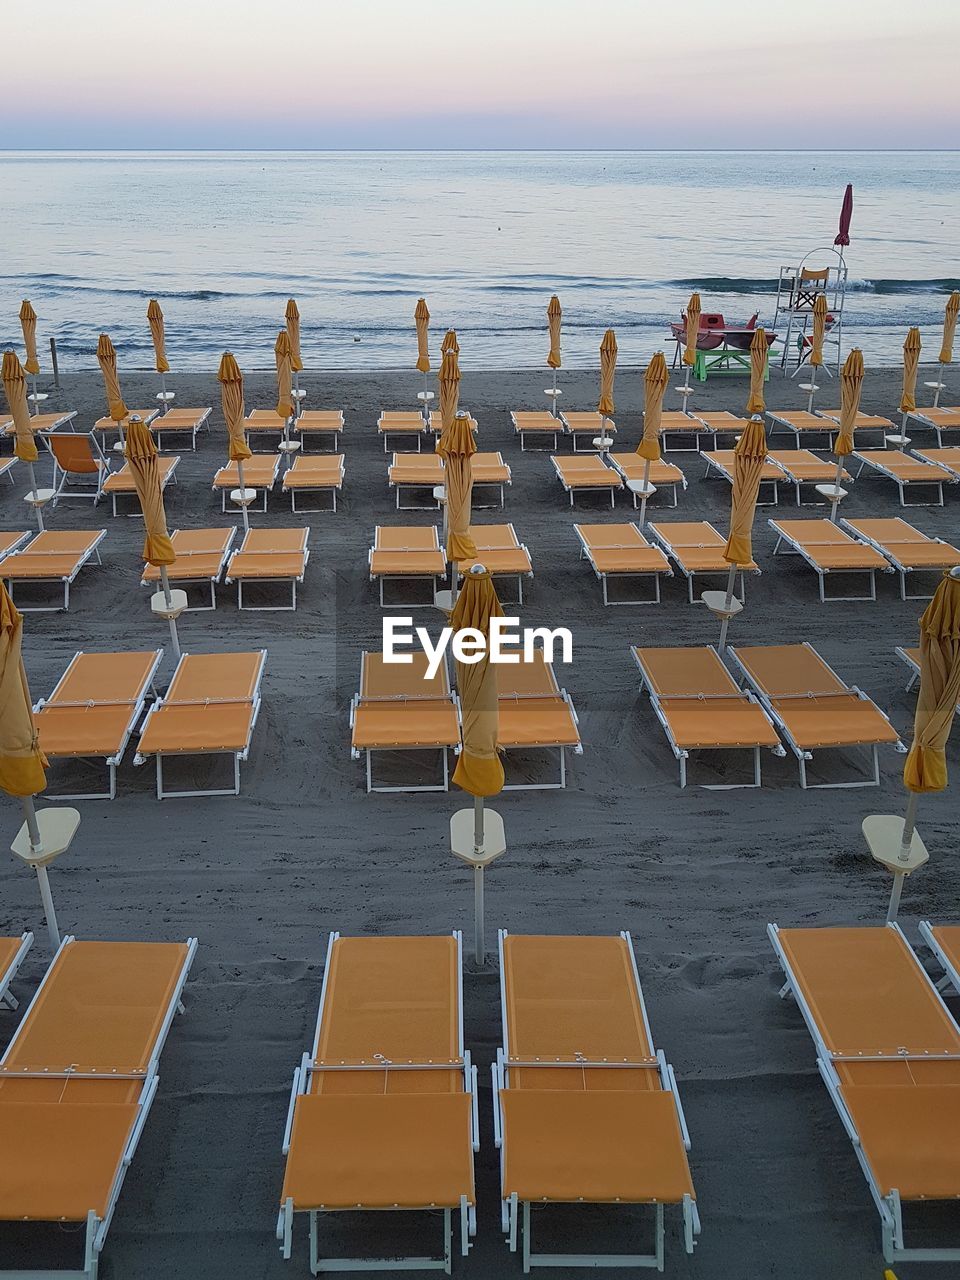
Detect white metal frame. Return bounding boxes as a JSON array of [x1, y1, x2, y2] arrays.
[[0, 932, 33, 1011], [494, 929, 700, 1271], [4, 529, 107, 612], [225, 531, 310, 612], [768, 921, 960, 1265], [660, 413, 716, 454], [140, 529, 236, 611], [764, 411, 835, 450], [294, 411, 344, 453], [919, 921, 960, 998], [558, 412, 618, 454], [608, 457, 685, 508], [277, 930, 478, 1273], [767, 451, 854, 506], [378, 411, 426, 453], [769, 520, 890, 603], [390, 456, 445, 510], [466, 524, 532, 605], [133, 649, 267, 798], [491, 660, 583, 791], [574, 523, 671, 606]]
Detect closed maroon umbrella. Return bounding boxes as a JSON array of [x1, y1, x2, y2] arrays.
[[834, 184, 853, 248]]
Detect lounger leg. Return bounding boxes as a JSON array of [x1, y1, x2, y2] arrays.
[[366, 750, 372, 794], [310, 1210, 319, 1274], [84, 1209, 100, 1280], [559, 747, 566, 789], [508, 1194, 519, 1252], [754, 747, 761, 788], [156, 755, 163, 800], [522, 1200, 532, 1274], [234, 753, 241, 796], [679, 753, 687, 789], [654, 1202, 665, 1272]]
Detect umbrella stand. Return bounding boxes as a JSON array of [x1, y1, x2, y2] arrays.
[[24, 461, 48, 532], [417, 372, 434, 423], [149, 564, 185, 661], [928, 362, 946, 408], [451, 799, 505, 969], [11, 797, 81, 950], [636, 459, 655, 528], [826, 456, 846, 524], [236, 460, 251, 532], [863, 792, 929, 926], [545, 366, 561, 418], [702, 564, 742, 656]]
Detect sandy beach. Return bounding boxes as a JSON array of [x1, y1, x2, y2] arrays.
[[1, 360, 959, 1279]]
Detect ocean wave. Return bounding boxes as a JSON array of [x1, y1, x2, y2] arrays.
[[668, 276, 960, 296]]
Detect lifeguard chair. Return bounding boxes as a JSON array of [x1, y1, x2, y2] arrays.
[[774, 248, 848, 374]]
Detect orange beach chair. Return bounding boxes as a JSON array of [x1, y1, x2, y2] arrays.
[[3, 529, 106, 611]]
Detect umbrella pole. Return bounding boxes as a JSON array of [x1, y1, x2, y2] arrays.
[[473, 796, 485, 966], [27, 462, 44, 532], [160, 371, 166, 411], [237, 460, 250, 532], [21, 797, 60, 949], [829, 457, 844, 523], [887, 792, 920, 924], [159, 565, 182, 660], [934, 363, 944, 408], [717, 564, 738, 655], [30, 375, 38, 417], [638, 459, 652, 528]]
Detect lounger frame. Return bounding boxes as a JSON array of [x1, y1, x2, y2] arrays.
[[4, 530, 107, 612], [368, 528, 445, 610], [285, 456, 344, 513], [378, 412, 426, 453], [225, 532, 310, 611], [0, 932, 33, 1011], [702, 452, 780, 506], [769, 520, 888, 603], [551, 456, 619, 507], [277, 930, 479, 1273], [574, 524, 671, 605], [152, 406, 211, 451], [511, 413, 560, 452], [493, 929, 700, 1271], [853, 451, 949, 507], [840, 519, 960, 600], [496, 666, 582, 791], [105, 455, 180, 517]]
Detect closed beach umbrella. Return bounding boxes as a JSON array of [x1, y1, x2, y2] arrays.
[[415, 298, 431, 373], [683, 292, 701, 370], [547, 295, 562, 370], [437, 400, 477, 565], [636, 351, 669, 527], [724, 416, 768, 570], [810, 294, 827, 369], [598, 328, 617, 418], [275, 329, 294, 427], [904, 571, 960, 794], [442, 329, 460, 356], [125, 419, 175, 569], [97, 333, 128, 424], [834, 183, 853, 248], [2, 351, 43, 529], [438, 343, 461, 430], [285, 298, 304, 372], [746, 327, 767, 415], [828, 347, 863, 522], [146, 300, 170, 374], [19, 301, 40, 377], [218, 351, 252, 532], [451, 568, 505, 799], [0, 582, 47, 799], [938, 291, 960, 367], [900, 327, 922, 415]]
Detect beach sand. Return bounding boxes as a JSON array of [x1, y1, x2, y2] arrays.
[[1, 362, 959, 1278]]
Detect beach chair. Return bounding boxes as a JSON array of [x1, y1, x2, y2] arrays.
[[551, 454, 622, 507], [919, 922, 960, 999], [389, 452, 444, 509], [0, 531, 30, 564], [92, 408, 159, 451], [494, 932, 700, 1270], [141, 528, 235, 610], [852, 449, 955, 506], [428, 411, 478, 437], [34, 649, 164, 800], [690, 410, 751, 446], [243, 408, 291, 441], [765, 408, 834, 447], [472, 451, 512, 508], [46, 432, 110, 506], [225, 527, 310, 610], [559, 410, 617, 451], [659, 410, 714, 453], [767, 449, 853, 505], [0, 932, 32, 1010], [895, 647, 960, 718], [702, 450, 782, 505], [815, 407, 894, 446], [135, 650, 267, 798], [574, 522, 672, 604], [350, 651, 461, 792], [913, 446, 960, 483], [492, 651, 582, 788], [0, 933, 196, 1280], [369, 526, 446, 608], [457, 523, 532, 604], [903, 405, 960, 447], [102, 453, 179, 516], [294, 409, 345, 451], [768, 922, 960, 1265], [510, 411, 561, 451], [2, 409, 78, 444], [3, 529, 106, 611], [632, 646, 782, 787], [769, 517, 891, 602], [727, 642, 903, 787], [211, 453, 281, 512], [648, 521, 759, 604], [841, 517, 960, 599], [151, 405, 211, 451], [282, 454, 344, 512], [607, 453, 686, 507], [0, 456, 16, 486], [378, 410, 426, 452], [278, 932, 478, 1271]]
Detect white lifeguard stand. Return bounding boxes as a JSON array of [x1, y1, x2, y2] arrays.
[[774, 247, 848, 376]]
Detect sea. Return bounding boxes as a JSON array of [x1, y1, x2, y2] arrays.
[[1, 150, 957, 372]]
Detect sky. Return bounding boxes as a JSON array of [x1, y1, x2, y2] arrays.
[[7, 0, 960, 149]]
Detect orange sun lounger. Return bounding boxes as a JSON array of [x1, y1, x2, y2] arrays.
[[902, 405, 960, 447], [389, 452, 444, 509], [727, 642, 903, 788], [243, 408, 291, 439], [428, 411, 478, 436], [494, 932, 699, 1271], [574, 522, 672, 605], [92, 408, 159, 450], [135, 650, 267, 798], [491, 651, 581, 789], [150, 405, 211, 451], [765, 408, 835, 447], [657, 410, 716, 453], [282, 453, 344, 512], [378, 410, 427, 452], [607, 453, 687, 508], [350, 651, 461, 792], [702, 449, 783, 505], [766, 449, 854, 505], [211, 452, 281, 512], [369, 526, 446, 608], [769, 517, 891, 602], [294, 409, 345, 451], [0, 932, 32, 1011], [141, 527, 236, 610], [853, 449, 956, 506], [0, 531, 30, 564], [471, 451, 512, 508], [769, 922, 960, 1266], [34, 649, 164, 800], [648, 521, 759, 603], [0, 934, 196, 1280], [816, 406, 895, 441], [225, 527, 310, 611], [551, 454, 622, 507], [914, 446, 960, 483], [559, 410, 617, 451], [457, 523, 532, 604], [2, 409, 78, 442], [841, 517, 960, 599], [0, 456, 16, 485], [278, 933, 478, 1271], [3, 529, 106, 612], [510, 411, 561, 451], [632, 645, 782, 787], [102, 453, 179, 516]]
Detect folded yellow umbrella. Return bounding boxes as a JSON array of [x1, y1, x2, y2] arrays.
[[809, 294, 827, 368], [938, 291, 960, 366], [637, 352, 669, 463], [97, 333, 128, 423], [147, 299, 170, 374], [0, 581, 47, 798], [598, 329, 617, 416], [900, 327, 922, 415], [415, 298, 430, 374], [547, 295, 562, 370], [746, 327, 767, 415], [125, 419, 175, 566], [441, 329, 460, 356], [438, 344, 461, 431], [275, 329, 294, 420], [19, 301, 40, 377], [683, 293, 701, 369], [724, 416, 768, 567], [285, 298, 304, 373], [833, 348, 864, 458], [451, 568, 504, 797], [903, 571, 960, 793], [437, 409, 477, 564], [218, 352, 251, 463], [2, 351, 38, 465]]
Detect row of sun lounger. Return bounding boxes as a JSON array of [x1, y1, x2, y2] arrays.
[[388, 451, 511, 509]]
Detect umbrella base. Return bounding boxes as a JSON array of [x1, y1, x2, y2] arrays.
[[815, 483, 848, 503], [863, 814, 929, 875], [151, 588, 188, 620], [12, 807, 81, 868], [701, 590, 743, 621], [627, 480, 657, 499], [24, 488, 55, 508], [451, 808, 506, 867]]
